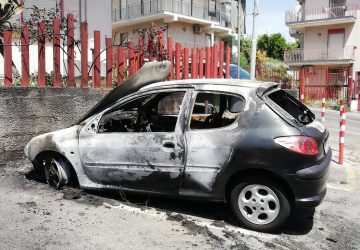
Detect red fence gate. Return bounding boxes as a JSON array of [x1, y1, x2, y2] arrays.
[[294, 65, 354, 106]]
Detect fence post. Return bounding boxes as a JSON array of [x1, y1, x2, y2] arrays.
[[198, 48, 203, 79], [175, 43, 181, 80], [340, 99, 344, 120], [106, 37, 113, 88], [81, 22, 88, 88], [134, 51, 139, 72], [38, 22, 46, 87], [21, 26, 30, 87], [210, 46, 214, 78], [183, 48, 189, 80], [158, 31, 164, 61], [219, 41, 224, 78], [299, 67, 305, 103], [225, 45, 230, 79], [339, 105, 346, 165], [191, 49, 197, 79], [117, 46, 125, 85], [347, 67, 353, 107], [93, 31, 101, 88], [205, 47, 211, 78], [167, 38, 173, 80], [213, 44, 218, 78], [67, 14, 75, 87], [3, 30, 12, 86], [128, 41, 135, 77], [139, 37, 145, 67], [53, 18, 61, 87], [321, 96, 326, 122], [148, 35, 154, 62]]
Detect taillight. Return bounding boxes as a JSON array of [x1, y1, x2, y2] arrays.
[[274, 136, 318, 156]]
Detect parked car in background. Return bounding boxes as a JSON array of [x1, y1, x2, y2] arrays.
[[24, 61, 331, 232], [228, 64, 251, 79]]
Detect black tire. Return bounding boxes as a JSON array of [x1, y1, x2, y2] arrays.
[[229, 176, 291, 232], [44, 157, 71, 189]]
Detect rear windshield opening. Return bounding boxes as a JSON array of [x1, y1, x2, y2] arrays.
[[267, 90, 315, 125]]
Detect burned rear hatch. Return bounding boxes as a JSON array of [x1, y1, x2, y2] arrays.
[[262, 89, 330, 160]]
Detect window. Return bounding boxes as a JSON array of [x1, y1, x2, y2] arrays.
[[98, 92, 185, 133], [268, 90, 315, 125], [190, 93, 244, 130], [208, 0, 216, 17], [120, 33, 128, 46]]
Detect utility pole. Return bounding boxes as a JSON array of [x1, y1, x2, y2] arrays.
[[250, 0, 259, 80]]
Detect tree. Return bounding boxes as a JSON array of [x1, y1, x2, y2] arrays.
[[133, 23, 167, 60], [231, 36, 252, 70], [257, 33, 289, 61]]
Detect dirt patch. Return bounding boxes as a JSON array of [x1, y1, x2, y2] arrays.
[[165, 212, 226, 247], [222, 229, 249, 250], [61, 188, 105, 207], [211, 220, 227, 228]]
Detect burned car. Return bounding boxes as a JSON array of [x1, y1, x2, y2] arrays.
[[24, 61, 331, 232]]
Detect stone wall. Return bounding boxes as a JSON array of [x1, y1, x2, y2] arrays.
[[0, 87, 109, 163]]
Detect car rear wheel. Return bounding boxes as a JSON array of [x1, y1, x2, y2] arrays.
[[44, 158, 71, 189], [230, 177, 290, 232]]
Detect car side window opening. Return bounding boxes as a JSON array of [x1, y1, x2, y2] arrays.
[[190, 93, 244, 130], [268, 90, 315, 125], [98, 91, 186, 133]]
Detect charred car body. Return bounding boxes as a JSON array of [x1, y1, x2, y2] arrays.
[[25, 61, 331, 232]]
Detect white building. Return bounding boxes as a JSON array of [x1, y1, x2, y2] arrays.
[[284, 0, 360, 110], [111, 0, 245, 47]]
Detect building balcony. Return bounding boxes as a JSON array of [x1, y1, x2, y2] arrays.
[[112, 0, 232, 34], [284, 47, 356, 66], [285, 4, 358, 30]]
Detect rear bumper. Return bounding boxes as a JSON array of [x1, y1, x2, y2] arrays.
[[287, 149, 332, 208], [295, 187, 327, 208]]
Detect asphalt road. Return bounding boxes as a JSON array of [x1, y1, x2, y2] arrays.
[[311, 108, 360, 166], [1, 157, 360, 250]]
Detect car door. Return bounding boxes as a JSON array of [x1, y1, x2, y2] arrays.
[[182, 89, 245, 195], [78, 89, 191, 193]]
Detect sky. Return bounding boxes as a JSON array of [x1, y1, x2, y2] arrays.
[[245, 0, 299, 41]]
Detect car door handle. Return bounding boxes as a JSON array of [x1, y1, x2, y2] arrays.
[[163, 142, 175, 149]]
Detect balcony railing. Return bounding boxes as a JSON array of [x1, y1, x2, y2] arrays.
[[284, 47, 356, 63], [285, 4, 358, 24], [112, 0, 232, 28]]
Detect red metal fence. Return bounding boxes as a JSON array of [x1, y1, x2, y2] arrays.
[[2, 14, 231, 88], [295, 66, 355, 106]]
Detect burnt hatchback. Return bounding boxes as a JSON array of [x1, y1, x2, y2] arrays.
[[25, 61, 331, 232]]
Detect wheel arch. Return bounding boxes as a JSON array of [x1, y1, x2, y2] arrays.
[[224, 168, 295, 207], [33, 150, 79, 185]]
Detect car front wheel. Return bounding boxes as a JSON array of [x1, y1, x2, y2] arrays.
[[230, 177, 290, 232], [44, 158, 71, 189]]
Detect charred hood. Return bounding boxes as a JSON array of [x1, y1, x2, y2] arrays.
[[77, 61, 171, 124]]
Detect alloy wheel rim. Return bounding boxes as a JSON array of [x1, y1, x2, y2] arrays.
[[46, 160, 60, 188], [238, 184, 280, 225]]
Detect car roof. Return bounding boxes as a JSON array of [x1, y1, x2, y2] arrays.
[[140, 78, 276, 91]]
